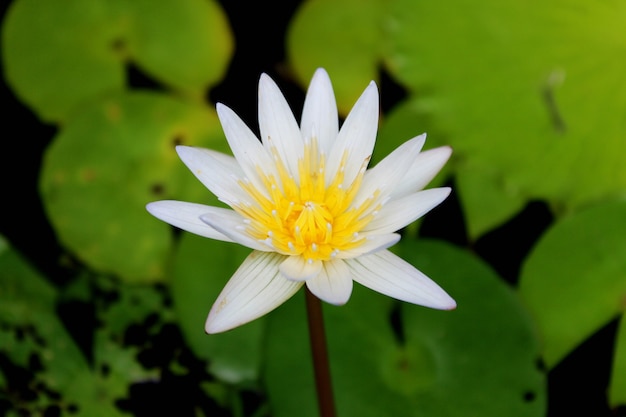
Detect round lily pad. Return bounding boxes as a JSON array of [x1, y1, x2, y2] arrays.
[[518, 198, 626, 369], [287, 0, 386, 115], [1, 0, 233, 123], [264, 239, 545, 417], [387, 0, 626, 227], [39, 91, 226, 282]]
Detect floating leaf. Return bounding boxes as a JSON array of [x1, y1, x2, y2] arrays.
[[287, 0, 386, 115], [121, 0, 233, 100], [387, 0, 626, 228], [39, 91, 226, 282], [455, 165, 528, 239], [265, 239, 545, 417], [518, 198, 626, 369], [375, 96, 450, 168], [1, 0, 233, 122], [0, 237, 130, 416], [171, 233, 264, 384], [609, 315, 626, 408], [1, 0, 124, 122]]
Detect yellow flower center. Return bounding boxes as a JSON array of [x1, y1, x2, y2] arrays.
[[234, 137, 380, 261]]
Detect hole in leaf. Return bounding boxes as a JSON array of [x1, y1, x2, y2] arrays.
[[110, 37, 127, 54], [171, 133, 186, 147], [523, 391, 536, 402], [150, 183, 165, 196]]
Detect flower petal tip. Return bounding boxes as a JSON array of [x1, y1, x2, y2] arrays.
[[205, 314, 231, 334], [441, 296, 457, 310]]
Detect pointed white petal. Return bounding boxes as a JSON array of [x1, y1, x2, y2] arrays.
[[200, 209, 273, 252], [391, 145, 452, 199], [216, 103, 276, 195], [206, 252, 303, 333], [353, 135, 426, 209], [326, 81, 379, 188], [300, 68, 338, 154], [258, 73, 304, 180], [336, 233, 401, 259], [349, 250, 456, 309], [306, 259, 353, 305], [175, 146, 248, 207], [146, 201, 233, 242], [364, 188, 451, 234], [279, 256, 323, 281]]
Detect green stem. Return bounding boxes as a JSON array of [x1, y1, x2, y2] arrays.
[[305, 287, 337, 417]]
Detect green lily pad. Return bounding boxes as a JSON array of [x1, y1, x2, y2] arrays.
[[171, 233, 264, 384], [121, 0, 233, 100], [609, 315, 626, 408], [265, 239, 545, 417], [387, 0, 626, 226], [1, 0, 124, 123], [518, 198, 626, 369], [0, 237, 132, 416], [374, 96, 450, 168], [1, 0, 232, 123], [287, 0, 387, 115], [455, 164, 528, 239], [39, 91, 227, 282]]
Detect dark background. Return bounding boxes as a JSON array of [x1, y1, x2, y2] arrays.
[[0, 1, 620, 416]]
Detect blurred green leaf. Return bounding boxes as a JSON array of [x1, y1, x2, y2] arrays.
[[1, 0, 233, 123], [171, 233, 264, 384], [92, 277, 167, 402], [455, 165, 528, 239], [518, 198, 626, 368], [609, 315, 626, 408], [375, 96, 450, 168], [387, 0, 626, 231], [39, 91, 227, 282], [287, 0, 387, 115], [0, 238, 130, 416], [121, 0, 233, 100], [265, 239, 545, 417], [1, 0, 124, 123]]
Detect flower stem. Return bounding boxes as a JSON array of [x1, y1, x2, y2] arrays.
[[305, 287, 337, 417]]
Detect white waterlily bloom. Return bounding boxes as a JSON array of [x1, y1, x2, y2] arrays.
[[147, 68, 456, 333]]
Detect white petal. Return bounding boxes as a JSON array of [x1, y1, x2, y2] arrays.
[[279, 256, 323, 281], [391, 145, 452, 199], [349, 250, 456, 309], [175, 146, 248, 206], [258, 73, 304, 180], [363, 188, 451, 234], [206, 251, 303, 333], [300, 68, 338, 154], [326, 81, 379, 188], [353, 135, 426, 209], [200, 209, 273, 252], [146, 201, 233, 242], [306, 259, 353, 305], [335, 233, 401, 259], [216, 103, 277, 195]]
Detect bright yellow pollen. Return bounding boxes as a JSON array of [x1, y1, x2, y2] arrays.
[[234, 137, 380, 261]]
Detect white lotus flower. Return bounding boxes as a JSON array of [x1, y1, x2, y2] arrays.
[[147, 68, 456, 333]]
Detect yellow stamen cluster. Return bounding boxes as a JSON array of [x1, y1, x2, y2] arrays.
[[235, 138, 380, 261]]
